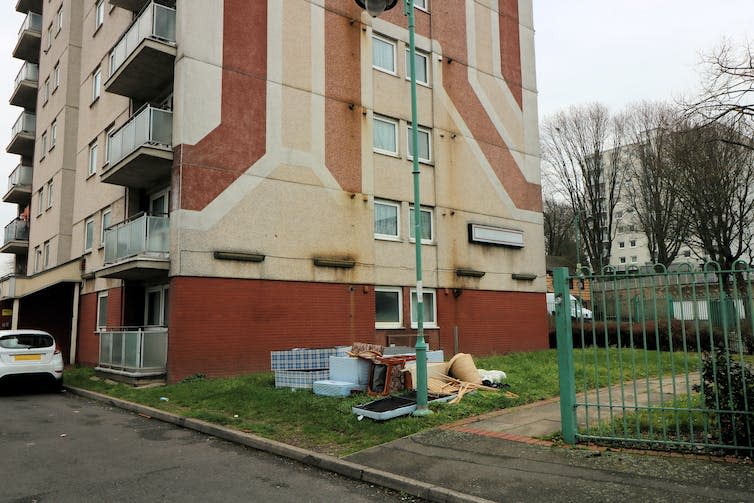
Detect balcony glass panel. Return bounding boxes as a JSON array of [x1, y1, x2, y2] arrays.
[[4, 219, 30, 243], [98, 328, 167, 372], [14, 62, 38, 88], [107, 106, 172, 167], [104, 213, 169, 264], [109, 2, 176, 77], [7, 164, 33, 192], [18, 11, 42, 35], [11, 112, 36, 137]]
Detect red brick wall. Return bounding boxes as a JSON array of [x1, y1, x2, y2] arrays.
[[167, 277, 376, 381]]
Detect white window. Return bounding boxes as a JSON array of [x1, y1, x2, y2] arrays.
[[95, 0, 105, 30], [631, 256, 638, 263], [414, 0, 428, 11], [56, 7, 63, 34], [43, 78, 50, 103], [50, 121, 57, 149], [619, 257, 626, 264], [96, 292, 108, 330], [104, 128, 111, 164], [375, 287, 402, 329], [53, 63, 60, 89], [88, 142, 98, 176], [46, 179, 53, 209], [145, 285, 169, 326], [84, 217, 95, 251], [374, 200, 400, 240], [409, 205, 433, 243], [92, 68, 101, 101], [373, 115, 398, 155], [630, 239, 637, 248], [40, 132, 47, 158], [410, 288, 437, 328], [618, 241, 625, 249], [372, 35, 396, 74], [407, 125, 431, 163], [405, 48, 429, 85], [100, 208, 111, 246], [36, 189, 43, 216], [46, 24, 52, 50], [34, 246, 41, 272], [43, 241, 50, 268]]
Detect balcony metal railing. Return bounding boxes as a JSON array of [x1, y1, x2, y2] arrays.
[[7, 164, 33, 193], [98, 327, 167, 373], [108, 105, 172, 167], [4, 218, 30, 244], [14, 62, 38, 89], [109, 2, 176, 77], [18, 11, 42, 36], [104, 213, 169, 264], [11, 111, 36, 137]]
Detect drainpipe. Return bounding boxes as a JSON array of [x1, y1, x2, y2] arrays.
[[69, 283, 80, 365]]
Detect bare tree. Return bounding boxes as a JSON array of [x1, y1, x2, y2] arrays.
[[543, 197, 577, 263], [670, 120, 754, 272], [684, 40, 754, 145], [541, 103, 627, 271], [621, 102, 688, 266]]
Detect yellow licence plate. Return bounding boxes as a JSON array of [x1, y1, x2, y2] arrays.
[[14, 354, 42, 361]]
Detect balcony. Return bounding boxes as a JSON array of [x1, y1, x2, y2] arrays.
[[10, 62, 38, 111], [97, 327, 167, 379], [15, 0, 42, 14], [102, 106, 173, 188], [108, 0, 150, 12], [3, 164, 33, 205], [106, 2, 176, 101], [12, 12, 42, 64], [97, 213, 170, 281], [7, 111, 36, 156], [0, 218, 30, 255]]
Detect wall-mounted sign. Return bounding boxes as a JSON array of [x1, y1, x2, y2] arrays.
[[468, 223, 524, 248], [1, 309, 12, 317]]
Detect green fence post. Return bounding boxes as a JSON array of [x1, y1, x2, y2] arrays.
[[554, 267, 577, 444]]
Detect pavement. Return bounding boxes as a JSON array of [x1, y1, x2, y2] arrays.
[[66, 386, 754, 503]]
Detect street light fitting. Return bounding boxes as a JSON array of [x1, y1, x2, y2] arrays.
[[354, 0, 399, 17]]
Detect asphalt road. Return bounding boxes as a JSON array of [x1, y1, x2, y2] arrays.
[[0, 385, 421, 503]]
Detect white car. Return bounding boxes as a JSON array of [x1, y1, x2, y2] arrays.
[[546, 293, 593, 320], [0, 330, 64, 390]]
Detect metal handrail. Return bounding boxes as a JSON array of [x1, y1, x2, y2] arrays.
[[108, 1, 176, 76], [18, 11, 42, 36], [107, 105, 172, 166], [13, 62, 38, 89]]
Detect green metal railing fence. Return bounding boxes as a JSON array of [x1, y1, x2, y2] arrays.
[[554, 262, 754, 455]]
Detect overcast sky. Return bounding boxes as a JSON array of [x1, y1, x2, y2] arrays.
[[0, 2, 753, 237]]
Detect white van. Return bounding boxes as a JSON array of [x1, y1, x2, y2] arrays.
[[546, 293, 593, 320]]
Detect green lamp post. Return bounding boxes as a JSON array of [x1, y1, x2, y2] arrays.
[[354, 0, 430, 416]]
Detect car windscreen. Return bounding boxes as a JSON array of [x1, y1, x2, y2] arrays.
[[0, 333, 54, 349]]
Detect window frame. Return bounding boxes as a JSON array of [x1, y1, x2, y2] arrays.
[[100, 207, 111, 247], [43, 240, 50, 269], [43, 77, 50, 104], [53, 62, 60, 90], [92, 67, 101, 102], [34, 246, 41, 272], [414, 0, 428, 12], [49, 121, 57, 150], [372, 34, 397, 75], [374, 199, 400, 241], [96, 291, 108, 331], [40, 132, 47, 159], [406, 124, 432, 163], [46, 179, 53, 209], [36, 188, 44, 216], [55, 7, 63, 34], [408, 205, 434, 244], [373, 115, 399, 156], [375, 286, 403, 329], [84, 217, 95, 252], [88, 142, 98, 176], [405, 47, 430, 86], [410, 288, 437, 329], [94, 0, 105, 31], [630, 239, 637, 248]]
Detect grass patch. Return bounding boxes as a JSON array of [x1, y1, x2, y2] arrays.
[[64, 349, 704, 457]]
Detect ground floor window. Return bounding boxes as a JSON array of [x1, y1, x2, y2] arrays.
[[96, 292, 108, 331], [410, 288, 437, 328], [145, 285, 169, 327], [375, 287, 402, 329]]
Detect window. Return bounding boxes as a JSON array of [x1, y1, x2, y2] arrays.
[[53, 63, 60, 89], [43, 241, 50, 268], [375, 287, 402, 329], [631, 256, 638, 263], [372, 35, 396, 74], [50, 121, 57, 149], [374, 200, 400, 240], [409, 205, 433, 243], [88, 142, 98, 176], [407, 125, 431, 163], [37, 188, 44, 216], [414, 0, 428, 10], [92, 68, 101, 102], [46, 179, 53, 209], [100, 208, 111, 246], [43, 78, 50, 103], [683, 250, 691, 258], [34, 246, 41, 272], [145, 285, 169, 326], [373, 115, 398, 155], [96, 292, 108, 331], [619, 257, 626, 264], [84, 217, 95, 251], [46, 24, 52, 50], [618, 241, 625, 249], [410, 288, 437, 328], [95, 0, 105, 30], [56, 7, 63, 34], [405, 48, 429, 85], [40, 132, 47, 158], [104, 127, 112, 164], [630, 239, 637, 248]]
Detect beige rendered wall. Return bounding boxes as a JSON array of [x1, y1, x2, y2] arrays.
[[172, 0, 544, 293]]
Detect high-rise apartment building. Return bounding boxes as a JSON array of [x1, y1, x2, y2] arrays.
[[2, 0, 546, 383]]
